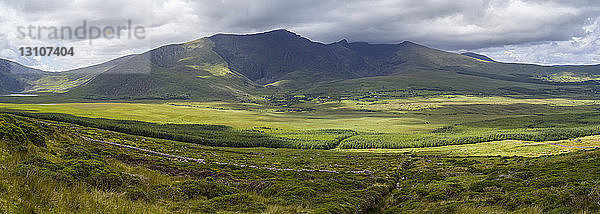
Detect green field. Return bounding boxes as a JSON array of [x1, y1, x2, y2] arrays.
[[2, 95, 600, 213], [2, 95, 600, 149], [1, 112, 599, 213]]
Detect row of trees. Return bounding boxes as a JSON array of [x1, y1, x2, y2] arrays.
[[340, 126, 600, 149]]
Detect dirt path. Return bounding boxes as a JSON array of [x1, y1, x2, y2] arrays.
[[547, 143, 600, 149], [80, 136, 206, 163], [80, 135, 373, 174], [521, 141, 600, 149]]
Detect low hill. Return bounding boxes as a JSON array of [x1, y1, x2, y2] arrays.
[[0, 59, 47, 93]]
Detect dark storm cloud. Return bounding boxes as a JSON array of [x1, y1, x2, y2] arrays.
[[188, 0, 599, 50], [0, 0, 599, 70]]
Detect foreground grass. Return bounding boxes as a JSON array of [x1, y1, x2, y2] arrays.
[[0, 114, 385, 213], [1, 113, 600, 213]]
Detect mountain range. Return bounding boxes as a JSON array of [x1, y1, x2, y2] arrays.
[[2, 29, 600, 101]]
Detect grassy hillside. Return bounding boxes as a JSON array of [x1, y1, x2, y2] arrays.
[[1, 113, 599, 213], [28, 55, 136, 93], [65, 39, 262, 101], [0, 113, 395, 213]]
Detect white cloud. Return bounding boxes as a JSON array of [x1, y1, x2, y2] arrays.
[[0, 0, 599, 70], [471, 17, 600, 65], [0, 49, 17, 59]]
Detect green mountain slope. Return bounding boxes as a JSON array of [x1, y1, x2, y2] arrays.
[[29, 55, 137, 93], [67, 38, 261, 100]]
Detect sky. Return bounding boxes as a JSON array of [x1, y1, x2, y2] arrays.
[[0, 0, 599, 71]]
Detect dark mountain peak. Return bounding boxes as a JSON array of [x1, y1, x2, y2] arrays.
[[209, 29, 314, 50], [245, 29, 300, 38], [207, 29, 380, 84], [461, 52, 495, 62], [210, 29, 300, 40], [265, 29, 297, 35], [328, 39, 350, 47], [395, 41, 440, 55], [399, 41, 426, 47]]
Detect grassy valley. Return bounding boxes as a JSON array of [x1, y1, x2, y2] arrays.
[[1, 30, 600, 213], [1, 108, 599, 213]]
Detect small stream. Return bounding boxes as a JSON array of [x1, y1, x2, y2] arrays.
[[2, 94, 39, 97]]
